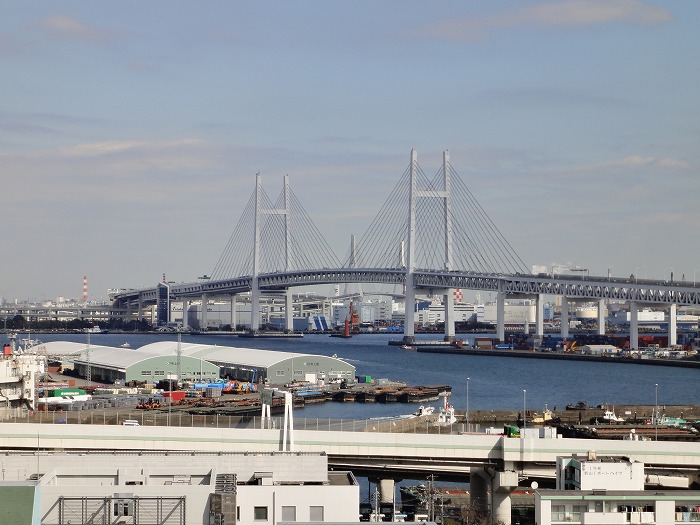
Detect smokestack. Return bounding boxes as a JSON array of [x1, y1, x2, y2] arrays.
[[83, 276, 88, 302]]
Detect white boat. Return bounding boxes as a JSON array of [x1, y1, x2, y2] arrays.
[[120, 342, 131, 348], [602, 407, 625, 423], [413, 405, 435, 417], [433, 394, 457, 426], [400, 344, 416, 351]]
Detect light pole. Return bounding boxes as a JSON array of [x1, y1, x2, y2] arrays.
[[466, 377, 470, 433], [168, 370, 173, 426], [654, 383, 658, 441], [522, 389, 527, 434], [635, 266, 646, 283], [693, 270, 700, 287]]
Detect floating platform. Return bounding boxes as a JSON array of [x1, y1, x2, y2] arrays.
[[237, 331, 304, 338], [388, 339, 463, 348]]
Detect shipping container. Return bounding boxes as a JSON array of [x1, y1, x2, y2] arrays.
[[163, 391, 186, 402]]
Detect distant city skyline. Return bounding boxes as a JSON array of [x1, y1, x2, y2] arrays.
[[2, 1, 699, 301]]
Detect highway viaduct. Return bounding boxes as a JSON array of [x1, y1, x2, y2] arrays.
[[2, 423, 699, 524]]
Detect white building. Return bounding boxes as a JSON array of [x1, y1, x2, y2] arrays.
[[478, 299, 537, 325], [0, 341, 42, 417], [0, 450, 359, 524], [536, 453, 700, 525], [415, 299, 478, 327], [609, 308, 665, 325], [576, 344, 622, 356]]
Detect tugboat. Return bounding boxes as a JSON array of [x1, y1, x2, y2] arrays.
[[413, 405, 435, 417], [433, 394, 456, 426]]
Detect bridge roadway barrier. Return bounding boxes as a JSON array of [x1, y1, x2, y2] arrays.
[[2, 422, 699, 475]]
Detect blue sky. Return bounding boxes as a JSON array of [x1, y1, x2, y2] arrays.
[[2, 1, 699, 302]]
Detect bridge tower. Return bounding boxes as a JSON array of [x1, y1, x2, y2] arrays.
[[251, 174, 293, 333], [403, 149, 457, 343]]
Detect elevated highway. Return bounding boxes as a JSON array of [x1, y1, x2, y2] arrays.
[[113, 270, 700, 306], [4, 422, 699, 482], [111, 270, 700, 349]]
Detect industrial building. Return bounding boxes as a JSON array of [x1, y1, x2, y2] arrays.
[[0, 450, 360, 525], [44, 341, 356, 386]]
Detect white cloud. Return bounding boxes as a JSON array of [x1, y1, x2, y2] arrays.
[[38, 15, 108, 43], [421, 0, 671, 42], [585, 155, 692, 171]]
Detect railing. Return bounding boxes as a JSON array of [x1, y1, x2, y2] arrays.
[[553, 511, 660, 524], [1, 409, 466, 435], [552, 511, 583, 522], [676, 512, 700, 523]]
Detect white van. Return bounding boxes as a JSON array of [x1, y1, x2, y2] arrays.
[[122, 420, 140, 426]]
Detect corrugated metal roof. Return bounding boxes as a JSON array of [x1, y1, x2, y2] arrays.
[[67, 341, 347, 370], [138, 341, 309, 367]]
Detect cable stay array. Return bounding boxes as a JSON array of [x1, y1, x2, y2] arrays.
[[210, 180, 341, 280], [211, 154, 529, 281], [343, 156, 529, 275]]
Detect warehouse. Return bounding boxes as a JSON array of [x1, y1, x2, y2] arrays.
[[47, 341, 355, 386]]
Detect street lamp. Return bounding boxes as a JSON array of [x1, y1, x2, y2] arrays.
[[466, 377, 470, 433], [522, 389, 527, 434], [168, 371, 173, 427], [655, 383, 658, 441]]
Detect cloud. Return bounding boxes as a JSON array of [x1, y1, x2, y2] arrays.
[[420, 0, 671, 42], [585, 155, 692, 171], [38, 15, 108, 43]]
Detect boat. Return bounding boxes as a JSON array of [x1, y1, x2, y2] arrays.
[[531, 405, 556, 424], [413, 405, 435, 416], [433, 394, 457, 426], [599, 406, 625, 423], [401, 344, 417, 351], [120, 342, 131, 348]]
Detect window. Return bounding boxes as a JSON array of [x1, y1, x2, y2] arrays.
[[552, 505, 566, 521], [254, 506, 268, 521], [114, 500, 132, 516], [572, 505, 587, 521], [281, 506, 296, 521], [141, 371, 151, 376], [310, 506, 324, 521]]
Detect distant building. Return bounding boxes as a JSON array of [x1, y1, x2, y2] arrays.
[[478, 299, 537, 325], [414, 299, 478, 327], [576, 344, 622, 356]]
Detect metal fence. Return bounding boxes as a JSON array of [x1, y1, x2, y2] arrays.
[[2, 409, 470, 435]]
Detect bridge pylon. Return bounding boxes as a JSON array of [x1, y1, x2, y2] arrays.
[[251, 173, 293, 333], [403, 149, 457, 343]]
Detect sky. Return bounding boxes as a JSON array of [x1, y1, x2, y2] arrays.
[[2, 1, 699, 303]]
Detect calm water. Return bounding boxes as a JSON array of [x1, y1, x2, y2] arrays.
[[19, 331, 699, 419]]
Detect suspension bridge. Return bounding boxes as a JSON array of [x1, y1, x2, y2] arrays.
[[112, 150, 700, 349]]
